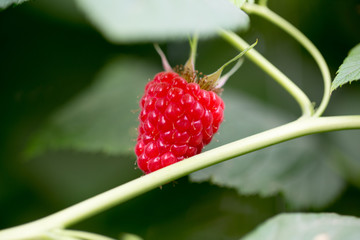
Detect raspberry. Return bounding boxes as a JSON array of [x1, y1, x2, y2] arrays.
[[134, 39, 256, 173], [135, 72, 224, 173]]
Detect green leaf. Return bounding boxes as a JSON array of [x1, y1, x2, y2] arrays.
[[331, 43, 360, 91], [75, 0, 249, 43], [0, 0, 28, 9], [242, 213, 360, 240], [142, 185, 277, 240], [190, 91, 344, 209], [25, 57, 159, 158], [326, 92, 360, 188]]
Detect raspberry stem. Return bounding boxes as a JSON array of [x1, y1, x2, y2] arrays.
[[241, 3, 331, 117], [219, 29, 314, 117], [1, 116, 360, 240]]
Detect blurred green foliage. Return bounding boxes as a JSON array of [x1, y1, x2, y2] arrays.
[[1, 0, 360, 239], [74, 0, 249, 43], [0, 0, 28, 9], [25, 58, 158, 158], [242, 213, 360, 240]]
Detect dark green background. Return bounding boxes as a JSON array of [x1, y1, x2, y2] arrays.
[[1, 0, 360, 239]]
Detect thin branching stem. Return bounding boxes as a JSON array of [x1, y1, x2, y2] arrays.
[[1, 116, 360, 240], [219, 29, 314, 117], [242, 3, 332, 117]]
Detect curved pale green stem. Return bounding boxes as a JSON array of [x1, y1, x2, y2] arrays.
[[219, 29, 314, 117], [1, 115, 360, 240], [242, 3, 332, 117]]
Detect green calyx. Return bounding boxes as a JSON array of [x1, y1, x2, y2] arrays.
[[200, 39, 257, 91], [154, 36, 258, 92]]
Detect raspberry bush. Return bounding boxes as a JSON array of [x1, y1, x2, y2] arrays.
[[1, 1, 360, 240]]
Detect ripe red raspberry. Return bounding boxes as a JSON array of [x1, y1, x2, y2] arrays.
[[135, 71, 225, 173], [133, 38, 256, 174]]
